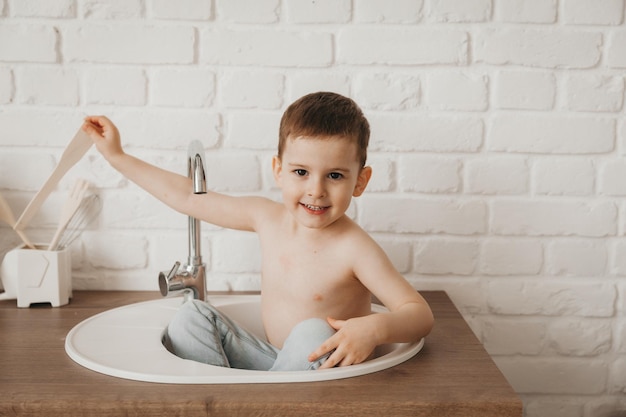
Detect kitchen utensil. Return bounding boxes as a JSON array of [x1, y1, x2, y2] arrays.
[[0, 244, 71, 307], [14, 128, 93, 231], [47, 179, 90, 251], [56, 193, 102, 250], [0, 191, 35, 249]]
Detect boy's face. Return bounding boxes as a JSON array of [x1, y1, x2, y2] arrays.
[[272, 135, 372, 230]]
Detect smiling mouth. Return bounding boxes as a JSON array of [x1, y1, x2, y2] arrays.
[[301, 203, 329, 213]]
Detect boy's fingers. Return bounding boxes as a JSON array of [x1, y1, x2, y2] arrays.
[[319, 348, 348, 369], [308, 346, 329, 362], [326, 317, 345, 330], [84, 116, 100, 126], [82, 121, 103, 137], [84, 115, 110, 129], [82, 121, 97, 135], [308, 336, 337, 362], [83, 115, 118, 140]]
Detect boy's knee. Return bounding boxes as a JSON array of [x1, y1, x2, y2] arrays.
[[179, 299, 219, 321], [166, 300, 217, 342], [289, 318, 335, 342], [269, 318, 336, 372]]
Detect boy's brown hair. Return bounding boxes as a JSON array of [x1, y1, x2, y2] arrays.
[[278, 92, 370, 168]]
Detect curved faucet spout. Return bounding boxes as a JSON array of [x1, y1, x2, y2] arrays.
[[158, 141, 207, 302], [187, 141, 207, 269], [188, 141, 207, 195]]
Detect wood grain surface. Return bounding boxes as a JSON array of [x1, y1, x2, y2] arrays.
[[0, 291, 522, 417]]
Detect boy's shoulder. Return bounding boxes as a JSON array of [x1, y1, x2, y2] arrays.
[[331, 216, 380, 249]]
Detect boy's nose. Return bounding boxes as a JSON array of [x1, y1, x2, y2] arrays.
[[307, 178, 326, 198]]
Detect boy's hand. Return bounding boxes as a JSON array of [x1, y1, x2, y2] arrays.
[[308, 316, 378, 369], [82, 116, 123, 162]]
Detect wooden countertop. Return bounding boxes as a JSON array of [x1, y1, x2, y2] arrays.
[[0, 291, 521, 417]]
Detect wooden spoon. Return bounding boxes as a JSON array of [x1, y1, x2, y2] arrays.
[[14, 128, 92, 231], [0, 192, 35, 249]]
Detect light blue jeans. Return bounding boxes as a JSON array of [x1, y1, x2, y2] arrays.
[[164, 299, 335, 371]]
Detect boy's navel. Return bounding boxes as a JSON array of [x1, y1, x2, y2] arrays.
[[313, 293, 323, 302]]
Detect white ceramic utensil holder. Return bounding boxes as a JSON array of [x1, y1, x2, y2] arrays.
[[0, 244, 72, 308]]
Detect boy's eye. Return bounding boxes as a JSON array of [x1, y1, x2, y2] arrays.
[[294, 169, 308, 176], [328, 172, 343, 180]]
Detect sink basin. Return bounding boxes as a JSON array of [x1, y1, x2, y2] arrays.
[[65, 295, 424, 384]]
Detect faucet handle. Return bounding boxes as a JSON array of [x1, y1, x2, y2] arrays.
[[166, 261, 180, 279], [158, 261, 181, 297]]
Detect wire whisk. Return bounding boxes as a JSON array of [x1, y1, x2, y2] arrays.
[[56, 193, 102, 250]]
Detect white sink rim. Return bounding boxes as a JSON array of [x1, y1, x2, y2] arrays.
[[65, 295, 424, 384]]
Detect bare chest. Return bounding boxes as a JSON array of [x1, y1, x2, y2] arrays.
[[260, 237, 370, 321], [265, 241, 353, 299], [255, 218, 372, 346], [260, 242, 371, 346]]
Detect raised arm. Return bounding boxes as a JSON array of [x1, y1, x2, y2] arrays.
[[82, 116, 272, 232]]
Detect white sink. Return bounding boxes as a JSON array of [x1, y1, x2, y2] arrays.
[[65, 295, 424, 384]]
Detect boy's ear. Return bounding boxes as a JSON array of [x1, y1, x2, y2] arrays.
[[272, 155, 283, 185], [353, 166, 372, 197]]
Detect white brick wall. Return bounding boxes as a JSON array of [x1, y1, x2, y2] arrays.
[[0, 1, 625, 415]]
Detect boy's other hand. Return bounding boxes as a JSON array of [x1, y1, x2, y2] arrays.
[[309, 316, 378, 369]]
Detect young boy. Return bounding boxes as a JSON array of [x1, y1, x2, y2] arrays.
[[83, 92, 433, 371]]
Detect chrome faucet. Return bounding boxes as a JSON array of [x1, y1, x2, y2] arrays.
[[158, 141, 207, 302]]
